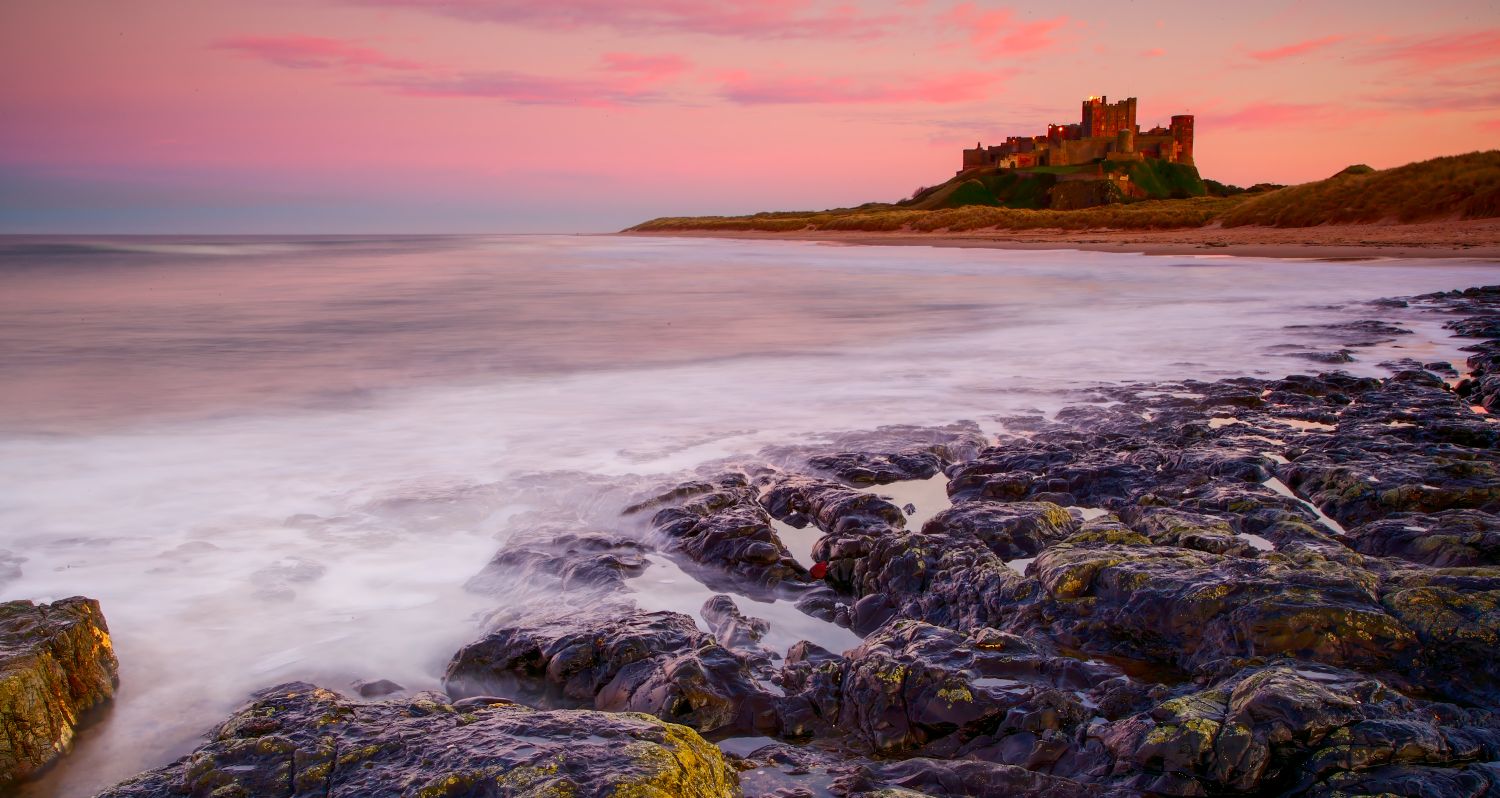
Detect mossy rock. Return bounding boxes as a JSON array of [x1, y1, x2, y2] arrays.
[[0, 597, 119, 789], [97, 683, 739, 798]]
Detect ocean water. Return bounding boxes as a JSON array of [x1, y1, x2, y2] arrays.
[[0, 234, 1494, 796]]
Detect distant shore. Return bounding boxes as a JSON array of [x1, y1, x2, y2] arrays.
[[621, 218, 1500, 260]]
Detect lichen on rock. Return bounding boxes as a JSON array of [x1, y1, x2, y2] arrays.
[[0, 596, 118, 789]]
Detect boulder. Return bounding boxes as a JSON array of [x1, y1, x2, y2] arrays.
[[444, 609, 777, 736], [96, 682, 739, 798], [0, 597, 118, 789]]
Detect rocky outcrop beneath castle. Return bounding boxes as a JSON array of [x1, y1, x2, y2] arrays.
[[95, 682, 739, 798], [96, 284, 1500, 797], [0, 597, 118, 789]]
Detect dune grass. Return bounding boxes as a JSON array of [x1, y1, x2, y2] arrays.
[[1219, 151, 1500, 227], [630, 196, 1244, 234], [628, 151, 1500, 234]]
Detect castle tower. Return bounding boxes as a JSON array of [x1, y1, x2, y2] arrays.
[[1081, 96, 1138, 139], [1170, 115, 1195, 165]]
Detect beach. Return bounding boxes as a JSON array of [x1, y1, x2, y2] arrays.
[[624, 217, 1500, 260]]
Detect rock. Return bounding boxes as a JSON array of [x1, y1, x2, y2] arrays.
[[1347, 509, 1500, 567], [464, 529, 650, 598], [351, 678, 405, 698], [920, 502, 1078, 560], [759, 474, 907, 535], [837, 757, 1126, 797], [1103, 662, 1500, 795], [651, 474, 812, 594], [782, 621, 1127, 757], [701, 594, 771, 655], [444, 609, 777, 736], [95, 681, 739, 798], [1029, 539, 1417, 675], [767, 422, 987, 486], [807, 450, 946, 486], [1380, 584, 1500, 706], [0, 597, 118, 789]]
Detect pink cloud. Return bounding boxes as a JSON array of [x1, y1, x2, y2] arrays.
[[349, 0, 902, 39], [1207, 101, 1385, 130], [370, 71, 664, 106], [1359, 28, 1500, 70], [1246, 34, 1344, 62], [941, 4, 1069, 58], [600, 53, 691, 83], [1142, 48, 1166, 58], [214, 35, 424, 70], [717, 70, 1006, 105]]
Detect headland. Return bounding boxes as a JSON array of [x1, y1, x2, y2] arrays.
[[628, 95, 1500, 259]]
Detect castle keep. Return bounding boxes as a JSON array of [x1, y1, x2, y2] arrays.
[[962, 96, 1194, 173]]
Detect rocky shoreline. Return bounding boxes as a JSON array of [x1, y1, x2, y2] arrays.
[[24, 285, 1500, 796]]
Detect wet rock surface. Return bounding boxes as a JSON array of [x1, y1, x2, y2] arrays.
[[101, 285, 1500, 797], [95, 682, 740, 798], [0, 597, 118, 789]]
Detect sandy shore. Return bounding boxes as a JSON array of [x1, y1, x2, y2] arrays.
[[622, 218, 1500, 260]]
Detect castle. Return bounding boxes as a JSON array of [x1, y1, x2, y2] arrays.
[[961, 96, 1194, 173]]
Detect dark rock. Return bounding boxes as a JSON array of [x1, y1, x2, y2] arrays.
[[759, 474, 906, 535], [1348, 509, 1500, 567], [1102, 662, 1500, 795], [0, 597, 119, 790], [444, 609, 777, 735], [837, 757, 1127, 797], [96, 682, 739, 798], [651, 475, 811, 594], [351, 678, 404, 698], [1289, 350, 1357, 364], [464, 529, 650, 599], [920, 501, 1078, 560], [776, 422, 989, 486], [701, 594, 771, 654], [782, 621, 1127, 756]]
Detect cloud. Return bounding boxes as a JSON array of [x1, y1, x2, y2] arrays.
[[1358, 28, 1500, 70], [941, 4, 1069, 58], [1362, 87, 1500, 114], [1206, 101, 1384, 130], [1246, 34, 1344, 62], [214, 35, 424, 70], [717, 70, 1006, 105], [369, 71, 663, 105], [348, 0, 902, 39], [1142, 48, 1166, 58], [599, 53, 691, 84], [1479, 118, 1500, 135]]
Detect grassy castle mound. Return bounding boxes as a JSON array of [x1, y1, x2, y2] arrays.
[[628, 151, 1499, 234]]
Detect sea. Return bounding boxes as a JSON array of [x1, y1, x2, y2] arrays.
[[0, 234, 1494, 796]]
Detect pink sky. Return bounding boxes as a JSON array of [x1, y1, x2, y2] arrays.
[[1, 0, 1497, 232]]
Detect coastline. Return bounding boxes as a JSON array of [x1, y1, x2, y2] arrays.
[[620, 217, 1500, 260]]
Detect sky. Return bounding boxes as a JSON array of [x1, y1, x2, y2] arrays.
[[1, 0, 1497, 233]]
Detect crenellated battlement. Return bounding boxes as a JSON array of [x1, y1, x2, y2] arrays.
[[963, 96, 1194, 174]]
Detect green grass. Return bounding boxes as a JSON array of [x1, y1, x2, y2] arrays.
[[628, 151, 1500, 233], [1106, 159, 1207, 199]]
